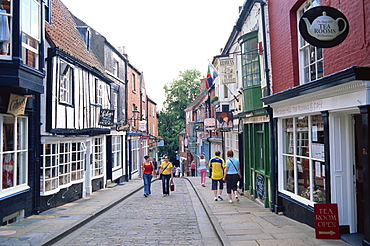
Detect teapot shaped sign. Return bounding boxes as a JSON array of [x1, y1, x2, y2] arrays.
[[299, 6, 349, 48]]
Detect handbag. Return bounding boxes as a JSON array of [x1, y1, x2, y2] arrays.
[[170, 179, 175, 191]]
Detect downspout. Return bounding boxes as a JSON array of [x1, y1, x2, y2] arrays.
[[124, 60, 129, 181], [257, 0, 276, 212]]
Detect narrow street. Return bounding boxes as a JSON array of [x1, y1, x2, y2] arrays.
[[54, 178, 221, 246]]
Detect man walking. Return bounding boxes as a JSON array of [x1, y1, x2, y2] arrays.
[[209, 151, 225, 201]]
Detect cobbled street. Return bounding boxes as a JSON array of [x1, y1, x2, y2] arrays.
[[57, 178, 220, 246]]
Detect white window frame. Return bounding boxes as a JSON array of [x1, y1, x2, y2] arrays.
[[298, 1, 324, 84], [96, 79, 103, 106], [279, 114, 326, 206], [0, 115, 28, 198], [91, 137, 104, 178], [40, 140, 86, 196], [112, 136, 122, 170], [59, 60, 74, 105], [131, 139, 140, 173], [21, 0, 41, 68]]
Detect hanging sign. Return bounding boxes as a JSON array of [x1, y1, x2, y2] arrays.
[[299, 6, 349, 48], [139, 120, 147, 131], [314, 203, 340, 239], [204, 118, 216, 131], [194, 122, 204, 132], [219, 57, 237, 84], [116, 121, 130, 131], [7, 93, 27, 117], [98, 109, 114, 126], [216, 112, 233, 132]]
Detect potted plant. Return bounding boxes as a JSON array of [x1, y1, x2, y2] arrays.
[[210, 96, 219, 106]]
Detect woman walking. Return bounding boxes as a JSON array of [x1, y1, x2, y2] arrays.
[[141, 156, 155, 197], [158, 156, 173, 196], [223, 150, 242, 203], [198, 155, 208, 187]]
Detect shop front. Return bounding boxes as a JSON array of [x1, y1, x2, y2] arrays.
[[262, 67, 370, 234]]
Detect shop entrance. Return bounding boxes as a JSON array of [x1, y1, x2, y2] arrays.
[[354, 114, 364, 233]]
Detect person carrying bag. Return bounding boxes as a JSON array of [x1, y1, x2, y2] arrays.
[[158, 156, 173, 196]]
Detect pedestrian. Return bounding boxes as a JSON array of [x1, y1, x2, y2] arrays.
[[141, 155, 156, 197], [198, 154, 208, 187], [175, 166, 181, 177], [158, 156, 173, 196], [209, 150, 225, 201], [223, 150, 242, 203], [191, 161, 196, 176]]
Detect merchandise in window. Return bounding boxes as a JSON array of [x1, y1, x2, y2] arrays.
[[0, 0, 11, 57], [1, 115, 28, 192], [282, 115, 325, 203]]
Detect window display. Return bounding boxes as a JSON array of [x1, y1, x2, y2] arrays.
[[1, 115, 28, 192], [282, 114, 325, 203]]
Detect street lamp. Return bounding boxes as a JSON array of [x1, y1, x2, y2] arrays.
[[131, 107, 140, 130]]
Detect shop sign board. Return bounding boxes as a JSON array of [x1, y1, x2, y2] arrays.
[[219, 57, 237, 84], [98, 109, 114, 126], [314, 203, 340, 239], [7, 93, 27, 117], [299, 6, 349, 48]]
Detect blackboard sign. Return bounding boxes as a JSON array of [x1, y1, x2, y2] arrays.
[[256, 174, 265, 200], [99, 109, 114, 126]]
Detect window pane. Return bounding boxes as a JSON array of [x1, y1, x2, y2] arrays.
[[297, 157, 309, 198], [296, 116, 308, 156], [17, 152, 27, 185], [283, 118, 294, 154], [3, 115, 15, 151], [2, 154, 14, 189], [283, 155, 294, 193]]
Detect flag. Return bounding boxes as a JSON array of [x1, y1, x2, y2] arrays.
[[206, 63, 219, 90]]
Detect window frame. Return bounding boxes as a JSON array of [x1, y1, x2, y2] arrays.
[[0, 0, 12, 59], [297, 1, 324, 84], [0, 115, 29, 198], [279, 114, 326, 205], [91, 137, 104, 178], [58, 60, 74, 106], [240, 31, 261, 88]]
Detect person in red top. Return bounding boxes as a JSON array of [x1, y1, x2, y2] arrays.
[[142, 155, 155, 197]]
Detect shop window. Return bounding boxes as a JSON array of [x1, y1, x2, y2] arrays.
[[21, 0, 41, 69], [40, 141, 85, 195], [0, 0, 12, 58], [59, 60, 74, 105], [92, 137, 104, 177], [240, 32, 260, 87], [131, 139, 139, 173], [282, 115, 325, 203], [112, 136, 122, 169], [1, 116, 28, 195], [298, 1, 324, 84]]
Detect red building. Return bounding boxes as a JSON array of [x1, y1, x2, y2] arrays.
[[262, 0, 370, 242]]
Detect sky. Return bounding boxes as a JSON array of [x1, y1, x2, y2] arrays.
[[61, 0, 245, 109]]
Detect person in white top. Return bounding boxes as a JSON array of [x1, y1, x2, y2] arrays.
[[198, 154, 208, 187]]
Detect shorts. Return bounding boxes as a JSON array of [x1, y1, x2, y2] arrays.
[[211, 179, 224, 190]]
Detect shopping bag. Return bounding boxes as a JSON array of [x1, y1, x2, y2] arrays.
[[170, 180, 175, 191]]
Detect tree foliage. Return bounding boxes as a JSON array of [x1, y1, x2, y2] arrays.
[[158, 69, 202, 162]]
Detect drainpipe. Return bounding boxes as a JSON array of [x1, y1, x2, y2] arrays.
[[256, 0, 276, 212]]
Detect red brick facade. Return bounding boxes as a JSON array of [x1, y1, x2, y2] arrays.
[[268, 0, 370, 94]]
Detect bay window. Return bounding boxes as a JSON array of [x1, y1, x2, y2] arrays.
[[282, 115, 325, 203], [40, 141, 86, 195]]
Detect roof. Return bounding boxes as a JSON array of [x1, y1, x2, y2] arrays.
[[46, 0, 104, 73]]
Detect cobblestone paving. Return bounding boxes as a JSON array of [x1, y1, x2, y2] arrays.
[[61, 178, 208, 246]]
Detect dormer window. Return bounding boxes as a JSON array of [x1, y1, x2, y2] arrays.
[[76, 26, 91, 51]]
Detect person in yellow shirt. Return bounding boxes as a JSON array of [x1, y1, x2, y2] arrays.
[[158, 156, 173, 196], [209, 151, 225, 201]]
